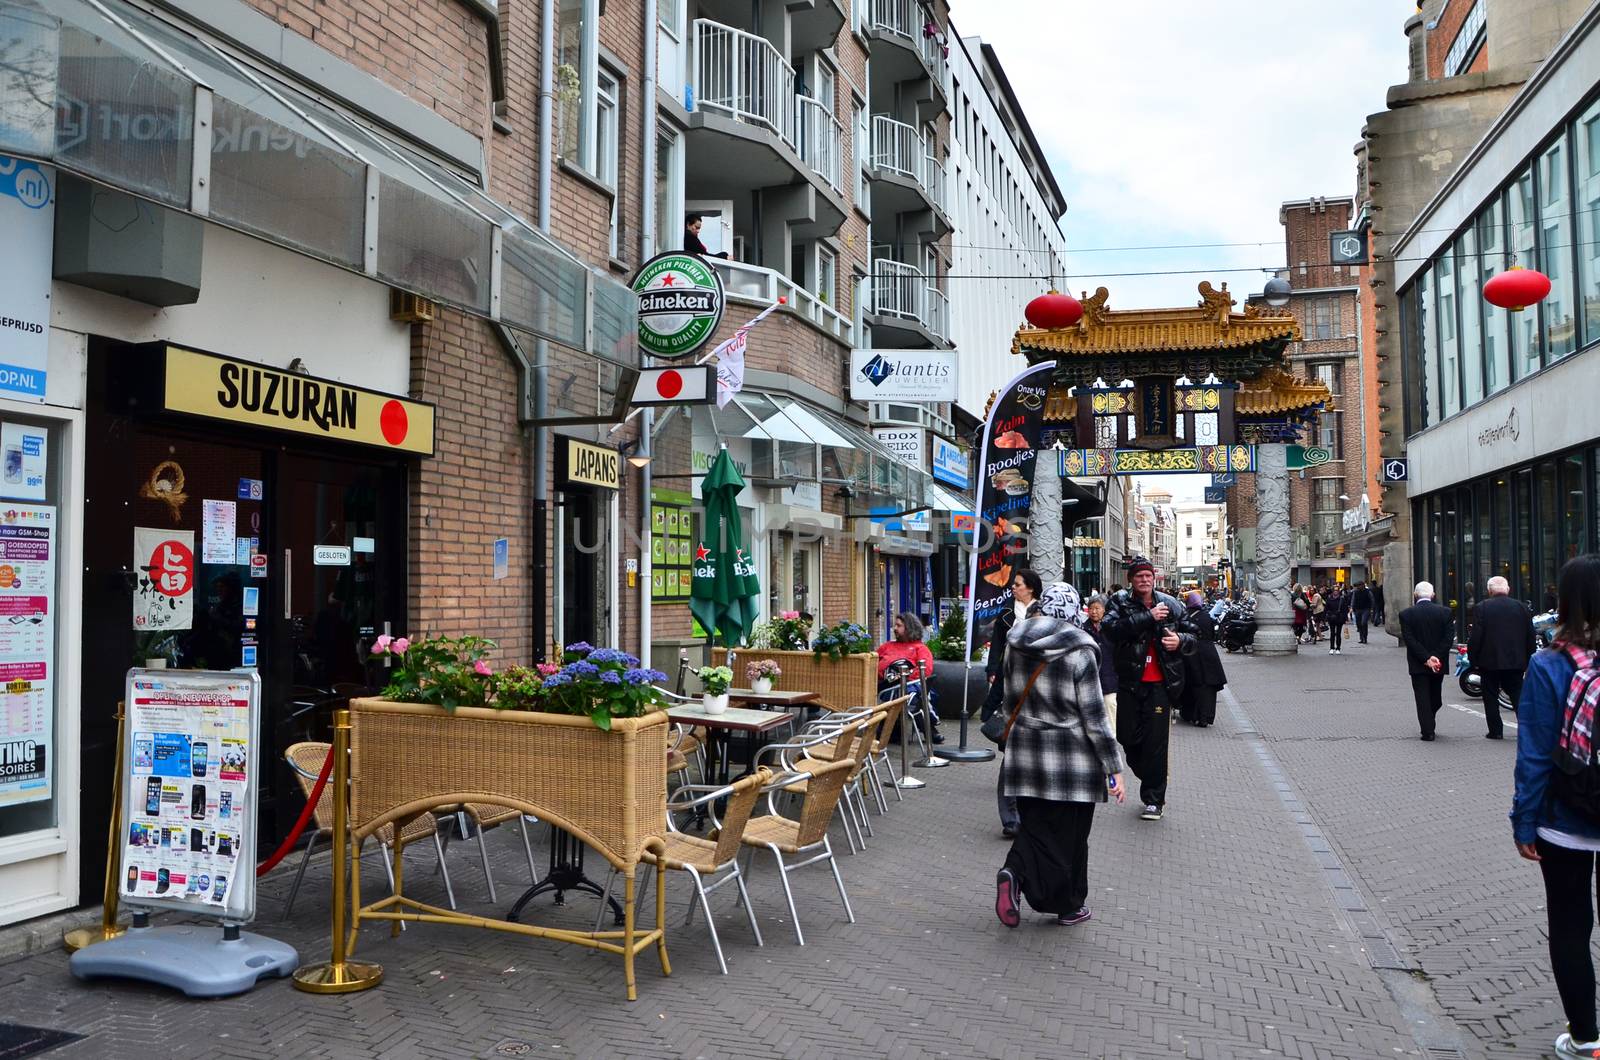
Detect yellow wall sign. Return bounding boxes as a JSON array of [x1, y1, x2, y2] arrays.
[[162, 346, 436, 456], [560, 438, 621, 490]]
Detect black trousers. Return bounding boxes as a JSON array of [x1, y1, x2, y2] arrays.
[[1353, 609, 1370, 643], [1328, 620, 1343, 651], [1003, 798, 1095, 916], [1116, 682, 1171, 806], [1479, 667, 1524, 738], [1537, 838, 1600, 1042], [1182, 684, 1218, 726], [1411, 672, 1444, 735]]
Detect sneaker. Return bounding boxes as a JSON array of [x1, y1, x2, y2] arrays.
[[994, 869, 1020, 928], [1329, 648, 1336, 655], [1556, 1032, 1600, 1058], [1055, 906, 1092, 926], [931, 728, 946, 745], [1140, 804, 1162, 821]]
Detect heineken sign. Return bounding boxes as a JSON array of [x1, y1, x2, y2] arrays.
[[632, 252, 725, 359]]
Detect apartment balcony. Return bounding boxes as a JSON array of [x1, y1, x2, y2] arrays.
[[867, 259, 951, 349], [685, 19, 846, 237], [789, 0, 847, 55], [710, 257, 856, 346], [862, 0, 950, 120], [866, 115, 951, 237]]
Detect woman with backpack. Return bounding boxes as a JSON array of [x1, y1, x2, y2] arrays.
[[1511, 552, 1600, 1060]]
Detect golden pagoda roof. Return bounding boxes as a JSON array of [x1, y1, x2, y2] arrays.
[[1236, 367, 1333, 415], [1011, 281, 1301, 360], [1043, 385, 1076, 423]]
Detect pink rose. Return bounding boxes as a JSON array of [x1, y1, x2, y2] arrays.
[[371, 634, 392, 654], [392, 637, 410, 654], [474, 659, 492, 676]]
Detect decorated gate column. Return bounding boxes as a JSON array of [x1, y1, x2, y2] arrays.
[[1252, 442, 1298, 655], [1030, 457, 1065, 582]]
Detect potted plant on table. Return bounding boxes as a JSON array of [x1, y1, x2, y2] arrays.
[[697, 665, 734, 714], [746, 659, 782, 695]]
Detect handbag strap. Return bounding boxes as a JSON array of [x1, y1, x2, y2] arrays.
[[1002, 662, 1050, 744]]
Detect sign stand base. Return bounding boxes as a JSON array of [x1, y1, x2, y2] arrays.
[[69, 919, 297, 997]]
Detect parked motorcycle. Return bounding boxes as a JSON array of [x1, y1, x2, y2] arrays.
[[1533, 608, 1558, 648], [1220, 602, 1257, 654], [1455, 644, 1516, 711]]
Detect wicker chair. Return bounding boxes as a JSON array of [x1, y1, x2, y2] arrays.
[[597, 767, 772, 974], [860, 694, 913, 811], [759, 711, 877, 853], [740, 759, 857, 945], [281, 741, 456, 919]]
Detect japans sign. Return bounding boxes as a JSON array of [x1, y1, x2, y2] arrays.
[[558, 438, 621, 490], [632, 252, 726, 359], [160, 346, 436, 455], [872, 427, 926, 468], [0, 155, 53, 401], [931, 435, 969, 489], [849, 350, 958, 402]]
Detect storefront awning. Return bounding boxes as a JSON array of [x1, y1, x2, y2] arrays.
[[651, 390, 933, 510], [2, 0, 636, 366], [930, 483, 973, 514]]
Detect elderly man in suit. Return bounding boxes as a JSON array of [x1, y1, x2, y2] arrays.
[[1400, 581, 1455, 741], [1466, 575, 1536, 740]]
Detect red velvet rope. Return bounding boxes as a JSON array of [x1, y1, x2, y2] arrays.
[[255, 747, 334, 877]]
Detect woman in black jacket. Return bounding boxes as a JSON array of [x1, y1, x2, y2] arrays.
[[1179, 591, 1227, 727]]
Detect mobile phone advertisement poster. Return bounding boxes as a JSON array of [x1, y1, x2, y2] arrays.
[[121, 669, 260, 920], [0, 503, 56, 808]]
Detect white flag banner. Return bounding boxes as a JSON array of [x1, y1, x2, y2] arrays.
[[711, 302, 781, 409]]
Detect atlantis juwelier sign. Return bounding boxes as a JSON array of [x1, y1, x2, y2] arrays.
[[849, 349, 958, 402], [160, 346, 436, 455]]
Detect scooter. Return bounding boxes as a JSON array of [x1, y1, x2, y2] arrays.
[[1220, 602, 1257, 653], [1534, 608, 1558, 648], [1455, 644, 1516, 711]]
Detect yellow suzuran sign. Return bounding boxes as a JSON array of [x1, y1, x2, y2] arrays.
[[162, 346, 436, 456]]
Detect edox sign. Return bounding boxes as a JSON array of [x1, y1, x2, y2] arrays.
[[632, 253, 726, 359]]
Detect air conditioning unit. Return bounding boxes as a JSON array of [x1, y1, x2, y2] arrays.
[[390, 290, 437, 323]]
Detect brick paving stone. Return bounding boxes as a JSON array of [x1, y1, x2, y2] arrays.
[[0, 672, 1447, 1059]]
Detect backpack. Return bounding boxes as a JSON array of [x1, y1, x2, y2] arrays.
[[1550, 645, 1600, 822]]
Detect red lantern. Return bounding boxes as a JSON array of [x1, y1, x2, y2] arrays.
[[1025, 289, 1083, 329], [1482, 266, 1551, 312]]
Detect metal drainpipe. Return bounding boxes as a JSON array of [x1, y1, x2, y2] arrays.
[[639, 0, 658, 664], [532, 0, 555, 661]]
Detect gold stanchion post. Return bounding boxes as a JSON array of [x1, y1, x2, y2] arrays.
[[292, 708, 382, 993], [64, 704, 128, 953]]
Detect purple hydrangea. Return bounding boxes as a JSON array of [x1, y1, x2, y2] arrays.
[[564, 660, 600, 677], [587, 648, 628, 664], [621, 652, 641, 667], [563, 641, 595, 658], [622, 668, 656, 686], [600, 670, 622, 685], [541, 673, 573, 688]]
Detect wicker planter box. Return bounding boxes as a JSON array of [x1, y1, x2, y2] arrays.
[[338, 698, 671, 999], [730, 649, 879, 710]]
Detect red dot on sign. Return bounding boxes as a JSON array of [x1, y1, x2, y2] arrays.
[[656, 370, 683, 399], [380, 400, 409, 445]]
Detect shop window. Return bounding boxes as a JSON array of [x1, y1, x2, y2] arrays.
[[1440, 492, 1461, 620], [1475, 479, 1492, 610], [1492, 474, 1513, 596], [1437, 250, 1460, 417], [1460, 486, 1479, 627], [1539, 132, 1577, 362], [1579, 99, 1600, 348], [1538, 461, 1559, 611], [1509, 166, 1541, 380], [1563, 451, 1588, 563], [1477, 196, 1512, 395], [1516, 468, 1535, 605]]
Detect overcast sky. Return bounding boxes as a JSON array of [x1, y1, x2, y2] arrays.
[[952, 1, 1407, 503]]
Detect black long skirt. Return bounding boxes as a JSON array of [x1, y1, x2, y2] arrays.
[[1002, 798, 1096, 916]]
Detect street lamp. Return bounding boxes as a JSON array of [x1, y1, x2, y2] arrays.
[[1263, 277, 1292, 307]]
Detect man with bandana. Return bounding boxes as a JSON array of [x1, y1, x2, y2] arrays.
[[1102, 556, 1196, 821]]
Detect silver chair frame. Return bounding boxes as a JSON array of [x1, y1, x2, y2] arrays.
[[740, 770, 856, 946]]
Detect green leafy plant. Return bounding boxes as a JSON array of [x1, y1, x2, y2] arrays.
[[930, 610, 970, 662], [374, 634, 494, 712], [750, 611, 811, 651], [811, 620, 873, 661], [697, 665, 734, 695]]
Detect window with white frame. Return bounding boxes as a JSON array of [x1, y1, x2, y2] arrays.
[[597, 68, 620, 255], [818, 246, 837, 307], [556, 0, 597, 168], [1312, 360, 1341, 396]]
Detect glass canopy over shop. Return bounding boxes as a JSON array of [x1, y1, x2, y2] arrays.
[[651, 391, 934, 512], [1, 0, 636, 366]]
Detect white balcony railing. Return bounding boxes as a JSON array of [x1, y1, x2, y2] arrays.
[[710, 257, 855, 345], [871, 258, 948, 341], [868, 0, 950, 96], [797, 97, 843, 192], [692, 20, 843, 192], [869, 114, 944, 213]]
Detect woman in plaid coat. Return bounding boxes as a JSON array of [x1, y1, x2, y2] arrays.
[[995, 583, 1126, 928]]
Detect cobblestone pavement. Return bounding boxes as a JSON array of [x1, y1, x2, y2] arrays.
[[0, 646, 1557, 1059], [1225, 633, 1579, 1060]]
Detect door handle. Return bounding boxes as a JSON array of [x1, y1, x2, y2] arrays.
[[284, 548, 292, 620]]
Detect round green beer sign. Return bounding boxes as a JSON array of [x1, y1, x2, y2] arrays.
[[632, 252, 725, 359]]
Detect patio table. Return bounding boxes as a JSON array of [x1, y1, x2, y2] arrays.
[[666, 705, 795, 826]]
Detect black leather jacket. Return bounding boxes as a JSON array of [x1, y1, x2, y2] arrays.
[[1102, 589, 1197, 696]]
